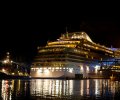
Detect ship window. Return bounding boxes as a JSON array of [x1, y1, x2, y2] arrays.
[[91, 56, 93, 59], [52, 70, 54, 72], [86, 55, 88, 58], [56, 67, 59, 69]]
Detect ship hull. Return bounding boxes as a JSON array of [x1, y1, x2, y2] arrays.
[[30, 71, 75, 79]]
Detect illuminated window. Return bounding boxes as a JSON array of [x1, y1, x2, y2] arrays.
[[86, 55, 88, 58]]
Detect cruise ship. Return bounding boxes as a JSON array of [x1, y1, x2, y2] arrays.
[[30, 32, 117, 78]]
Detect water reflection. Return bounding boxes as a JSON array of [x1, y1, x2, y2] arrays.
[[30, 79, 73, 98], [0, 79, 30, 100], [0, 79, 120, 100]]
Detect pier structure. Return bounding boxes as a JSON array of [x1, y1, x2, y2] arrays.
[[0, 52, 29, 77], [98, 59, 120, 79]]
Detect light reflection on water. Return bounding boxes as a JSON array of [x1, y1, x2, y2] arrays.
[[0, 79, 120, 100]]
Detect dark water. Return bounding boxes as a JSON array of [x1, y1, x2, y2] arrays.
[[0, 79, 120, 100]]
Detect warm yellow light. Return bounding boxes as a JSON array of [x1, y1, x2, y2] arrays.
[[95, 65, 100, 73], [2, 68, 5, 72], [81, 66, 83, 71], [52, 69, 54, 72], [87, 66, 89, 72], [96, 47, 98, 49], [3, 60, 7, 63], [44, 69, 49, 73], [69, 69, 73, 73], [56, 67, 59, 69], [95, 65, 100, 69], [37, 69, 42, 73], [12, 73, 14, 75], [48, 67, 51, 69]]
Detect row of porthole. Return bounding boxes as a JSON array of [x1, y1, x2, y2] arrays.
[[32, 69, 72, 72]]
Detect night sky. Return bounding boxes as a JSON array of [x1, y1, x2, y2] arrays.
[[0, 3, 120, 64]]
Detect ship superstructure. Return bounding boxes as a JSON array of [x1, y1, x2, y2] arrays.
[[30, 32, 116, 78]]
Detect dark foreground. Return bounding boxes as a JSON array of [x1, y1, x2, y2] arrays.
[[0, 79, 120, 100]]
